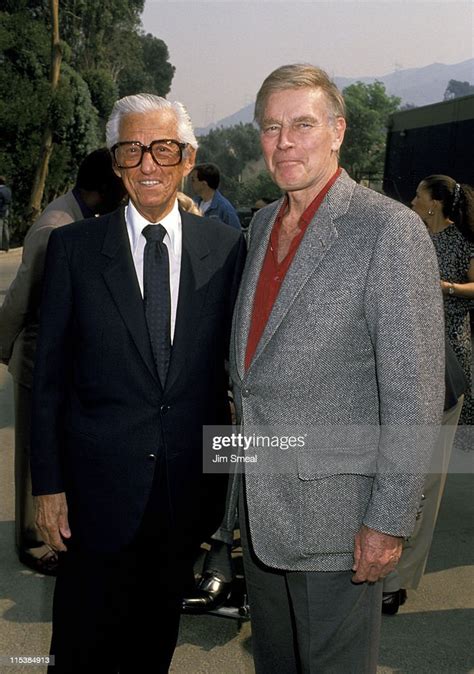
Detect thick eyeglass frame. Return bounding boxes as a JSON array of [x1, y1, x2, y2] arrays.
[[112, 139, 187, 168]]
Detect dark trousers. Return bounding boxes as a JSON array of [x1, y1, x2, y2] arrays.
[[49, 467, 191, 673], [240, 488, 382, 674], [0, 216, 9, 251]]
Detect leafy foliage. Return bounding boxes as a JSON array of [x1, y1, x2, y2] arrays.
[[195, 123, 263, 204], [1, 1, 174, 233], [194, 83, 401, 205], [0, 10, 52, 223], [236, 170, 282, 207], [117, 33, 175, 98], [340, 81, 401, 182], [444, 79, 474, 100], [82, 68, 119, 120]]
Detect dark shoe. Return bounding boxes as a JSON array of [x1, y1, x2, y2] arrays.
[[19, 546, 59, 576], [181, 573, 232, 614], [382, 588, 407, 615]]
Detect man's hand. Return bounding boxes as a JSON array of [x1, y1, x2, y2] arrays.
[[352, 524, 403, 583], [34, 493, 71, 552]]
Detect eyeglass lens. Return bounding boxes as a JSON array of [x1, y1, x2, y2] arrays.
[[115, 141, 182, 167]]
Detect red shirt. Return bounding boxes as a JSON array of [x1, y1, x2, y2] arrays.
[[245, 168, 341, 371]]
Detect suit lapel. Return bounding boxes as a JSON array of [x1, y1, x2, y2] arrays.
[[249, 201, 338, 372], [238, 171, 355, 378], [165, 211, 211, 393], [101, 208, 159, 385], [234, 200, 281, 380]]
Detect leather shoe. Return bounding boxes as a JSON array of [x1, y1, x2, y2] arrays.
[[382, 588, 407, 615], [181, 573, 232, 614], [19, 546, 59, 576]]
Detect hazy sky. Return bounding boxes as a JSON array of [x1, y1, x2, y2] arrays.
[[142, 1, 474, 127]]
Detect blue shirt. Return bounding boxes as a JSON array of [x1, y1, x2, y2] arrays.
[[198, 190, 241, 230]]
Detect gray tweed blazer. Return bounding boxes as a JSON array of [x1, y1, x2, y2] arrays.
[[229, 170, 445, 572]]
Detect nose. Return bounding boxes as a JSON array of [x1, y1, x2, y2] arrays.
[[276, 126, 295, 150], [140, 148, 158, 173]]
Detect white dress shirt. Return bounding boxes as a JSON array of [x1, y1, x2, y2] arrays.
[[125, 199, 182, 343]]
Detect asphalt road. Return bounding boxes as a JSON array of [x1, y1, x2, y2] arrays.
[[0, 247, 473, 673]]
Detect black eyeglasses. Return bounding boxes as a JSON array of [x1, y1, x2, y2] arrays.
[[112, 139, 187, 168]]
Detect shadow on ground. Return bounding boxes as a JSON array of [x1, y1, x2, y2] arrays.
[[379, 608, 474, 673], [0, 521, 54, 624]]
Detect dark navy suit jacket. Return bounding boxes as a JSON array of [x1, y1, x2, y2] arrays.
[[31, 205, 245, 553]]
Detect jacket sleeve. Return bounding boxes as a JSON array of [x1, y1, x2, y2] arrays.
[[30, 228, 73, 495], [362, 209, 445, 537], [0, 223, 56, 362]]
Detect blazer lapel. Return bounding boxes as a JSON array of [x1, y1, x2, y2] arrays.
[[234, 200, 281, 380], [237, 171, 355, 378], [165, 211, 211, 393], [101, 208, 159, 385], [248, 201, 338, 373]]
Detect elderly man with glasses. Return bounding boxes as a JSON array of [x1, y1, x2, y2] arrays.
[[30, 94, 245, 673]]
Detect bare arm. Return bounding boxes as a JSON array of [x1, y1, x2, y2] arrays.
[[34, 493, 71, 552], [441, 258, 474, 298]]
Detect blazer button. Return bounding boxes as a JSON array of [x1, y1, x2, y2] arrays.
[[242, 387, 251, 398], [148, 453, 156, 461], [160, 404, 171, 414]]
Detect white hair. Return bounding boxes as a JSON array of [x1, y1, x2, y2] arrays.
[[105, 93, 198, 154]]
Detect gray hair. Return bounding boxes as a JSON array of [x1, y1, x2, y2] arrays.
[[105, 93, 198, 154], [254, 63, 346, 128]]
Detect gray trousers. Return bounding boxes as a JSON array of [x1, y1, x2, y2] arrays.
[[384, 395, 463, 592], [14, 381, 44, 550], [239, 485, 382, 674]]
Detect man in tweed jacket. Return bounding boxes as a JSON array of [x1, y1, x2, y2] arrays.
[[229, 64, 445, 673]]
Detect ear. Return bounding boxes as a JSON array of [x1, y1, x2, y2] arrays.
[[182, 147, 197, 177], [331, 116, 346, 152]]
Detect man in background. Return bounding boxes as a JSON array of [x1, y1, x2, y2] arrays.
[[0, 148, 125, 574], [190, 162, 241, 229]]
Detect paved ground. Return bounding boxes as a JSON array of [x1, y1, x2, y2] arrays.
[[0, 247, 473, 673]]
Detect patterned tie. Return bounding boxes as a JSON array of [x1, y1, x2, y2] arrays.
[[142, 224, 171, 386]]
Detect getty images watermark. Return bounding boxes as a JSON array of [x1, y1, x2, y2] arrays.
[[202, 425, 474, 475]]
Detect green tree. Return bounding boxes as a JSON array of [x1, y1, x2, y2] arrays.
[[196, 123, 262, 202], [28, 0, 63, 223], [236, 171, 282, 206], [140, 33, 175, 96], [59, 0, 145, 72], [0, 8, 100, 229], [57, 2, 174, 109], [340, 81, 401, 182], [116, 32, 175, 98], [444, 79, 474, 100], [1, 1, 175, 236]]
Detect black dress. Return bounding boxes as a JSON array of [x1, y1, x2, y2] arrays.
[[431, 224, 474, 428]]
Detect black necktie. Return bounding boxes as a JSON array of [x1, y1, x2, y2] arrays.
[[142, 224, 171, 386]]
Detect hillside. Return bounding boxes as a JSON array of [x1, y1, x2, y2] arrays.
[[195, 58, 474, 135]]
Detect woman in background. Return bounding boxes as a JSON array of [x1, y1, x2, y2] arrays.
[[382, 175, 474, 614], [412, 175, 474, 438]]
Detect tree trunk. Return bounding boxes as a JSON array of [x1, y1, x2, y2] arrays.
[[26, 0, 62, 229]]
